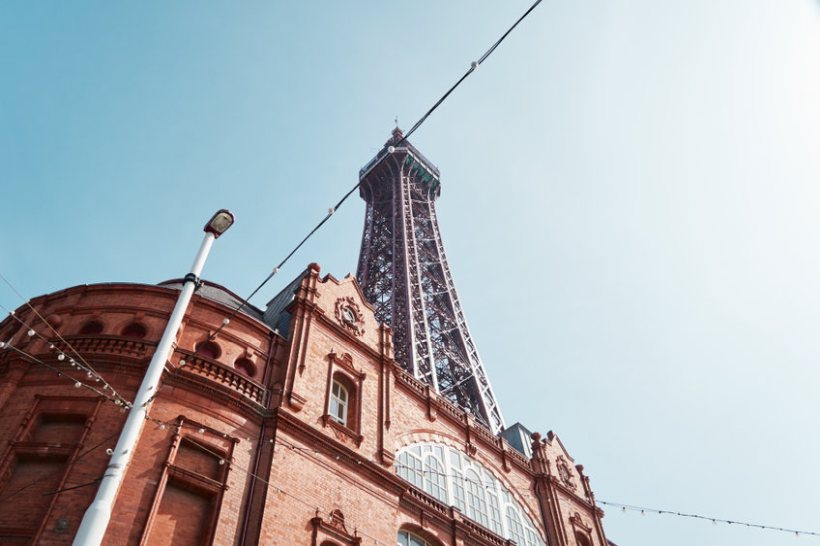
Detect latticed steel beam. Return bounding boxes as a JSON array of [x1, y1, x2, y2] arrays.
[[356, 129, 505, 434]]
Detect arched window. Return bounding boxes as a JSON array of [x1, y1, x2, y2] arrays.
[[423, 453, 447, 502], [329, 379, 349, 425], [395, 443, 545, 546], [195, 340, 221, 360], [396, 447, 423, 489], [487, 488, 503, 534], [465, 469, 489, 527], [397, 530, 431, 546], [506, 506, 526, 546]]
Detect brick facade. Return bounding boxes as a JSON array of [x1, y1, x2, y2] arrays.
[[0, 266, 609, 545]]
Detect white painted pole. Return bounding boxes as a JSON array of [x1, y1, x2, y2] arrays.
[[73, 231, 216, 546]]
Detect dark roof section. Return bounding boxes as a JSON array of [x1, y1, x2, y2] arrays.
[[157, 279, 264, 322], [359, 127, 441, 179], [263, 267, 310, 337], [500, 422, 534, 459]]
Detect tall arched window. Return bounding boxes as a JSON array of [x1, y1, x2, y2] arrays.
[[506, 506, 526, 546], [395, 443, 545, 546], [329, 379, 349, 425], [465, 469, 489, 527], [423, 454, 446, 501]]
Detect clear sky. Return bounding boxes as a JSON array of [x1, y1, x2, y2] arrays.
[[2, 2, 819, 545]]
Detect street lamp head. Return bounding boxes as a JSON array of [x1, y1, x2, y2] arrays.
[[204, 209, 235, 238]]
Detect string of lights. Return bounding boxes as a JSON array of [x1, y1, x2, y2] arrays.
[[1, 341, 129, 407], [598, 500, 819, 539], [205, 0, 544, 343], [0, 304, 129, 406], [4, 284, 812, 542], [273, 437, 820, 542], [0, 274, 128, 405]]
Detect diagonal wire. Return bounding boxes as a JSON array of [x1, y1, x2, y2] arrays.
[[0, 430, 120, 505], [2, 343, 124, 404], [0, 299, 128, 405], [205, 0, 544, 343], [0, 272, 127, 403], [599, 500, 820, 538]]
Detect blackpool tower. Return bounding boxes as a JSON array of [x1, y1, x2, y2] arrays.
[[356, 128, 505, 434]]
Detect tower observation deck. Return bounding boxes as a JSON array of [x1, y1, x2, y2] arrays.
[[356, 129, 505, 434]]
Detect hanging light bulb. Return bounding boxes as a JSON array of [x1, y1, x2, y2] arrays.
[[74, 381, 82, 389], [57, 353, 66, 361], [27, 329, 35, 337]]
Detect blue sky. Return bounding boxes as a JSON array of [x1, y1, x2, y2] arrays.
[[2, 2, 819, 545]]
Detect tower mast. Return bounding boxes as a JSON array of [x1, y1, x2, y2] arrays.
[[357, 129, 505, 433]]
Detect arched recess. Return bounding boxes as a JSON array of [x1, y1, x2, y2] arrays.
[[234, 357, 257, 378], [195, 340, 221, 360], [121, 322, 148, 339], [79, 320, 104, 335]]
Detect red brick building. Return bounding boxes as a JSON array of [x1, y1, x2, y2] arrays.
[[0, 268, 609, 545], [0, 135, 611, 545]]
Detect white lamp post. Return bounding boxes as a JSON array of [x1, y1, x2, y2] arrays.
[[73, 210, 235, 546]]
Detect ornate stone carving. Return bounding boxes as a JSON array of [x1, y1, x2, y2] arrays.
[[557, 455, 576, 489], [334, 297, 366, 337]]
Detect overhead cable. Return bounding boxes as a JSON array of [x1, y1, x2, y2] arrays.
[[206, 0, 544, 342], [599, 500, 819, 539]]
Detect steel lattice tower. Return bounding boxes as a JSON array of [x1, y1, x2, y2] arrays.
[[356, 128, 505, 434]]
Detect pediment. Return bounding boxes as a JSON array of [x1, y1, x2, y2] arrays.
[[312, 269, 384, 352]]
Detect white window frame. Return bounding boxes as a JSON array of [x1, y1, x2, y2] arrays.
[[395, 443, 545, 546], [328, 379, 348, 425]]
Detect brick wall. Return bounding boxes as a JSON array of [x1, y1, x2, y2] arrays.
[[0, 272, 609, 546]]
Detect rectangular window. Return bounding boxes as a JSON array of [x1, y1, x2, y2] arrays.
[[0, 454, 67, 538], [147, 480, 216, 546], [142, 428, 231, 546], [0, 400, 93, 543], [329, 381, 348, 424]]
